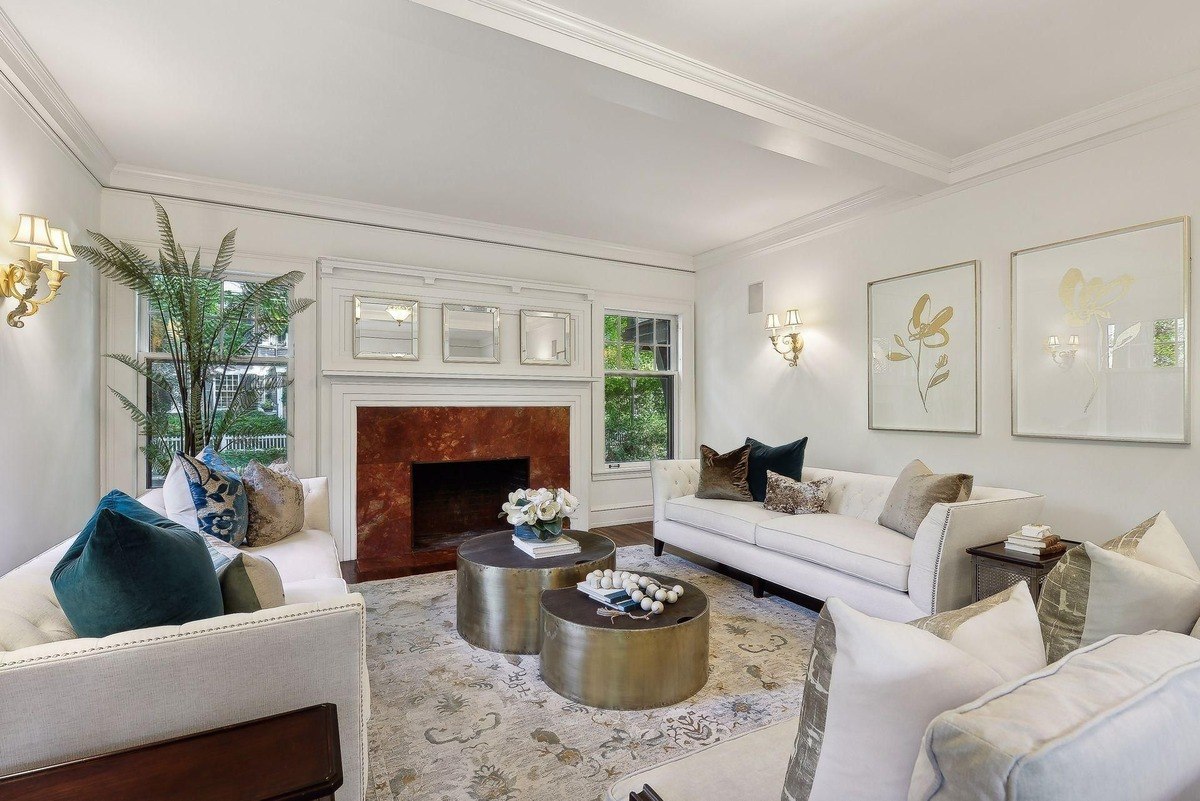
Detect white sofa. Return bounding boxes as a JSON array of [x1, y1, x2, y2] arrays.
[[651, 460, 1044, 620], [0, 478, 369, 800]]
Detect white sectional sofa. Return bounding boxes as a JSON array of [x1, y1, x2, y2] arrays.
[[0, 478, 369, 800], [652, 460, 1044, 620]]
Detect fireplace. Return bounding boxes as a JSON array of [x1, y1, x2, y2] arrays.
[[355, 405, 571, 576], [411, 457, 530, 551]]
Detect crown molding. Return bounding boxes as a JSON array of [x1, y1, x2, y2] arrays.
[[106, 164, 694, 272], [951, 68, 1200, 180], [693, 188, 910, 269], [0, 7, 114, 182], [410, 0, 951, 188]]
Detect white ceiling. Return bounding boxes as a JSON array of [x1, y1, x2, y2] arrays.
[[549, 0, 1200, 156], [3, 0, 1199, 261]]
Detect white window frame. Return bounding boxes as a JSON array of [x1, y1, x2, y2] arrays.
[[592, 296, 694, 480]]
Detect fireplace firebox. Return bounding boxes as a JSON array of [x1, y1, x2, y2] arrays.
[[411, 457, 531, 552]]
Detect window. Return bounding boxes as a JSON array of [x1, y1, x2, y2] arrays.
[[142, 279, 291, 487], [602, 313, 676, 466], [1105, 317, 1186, 369], [1152, 318, 1186, 368]]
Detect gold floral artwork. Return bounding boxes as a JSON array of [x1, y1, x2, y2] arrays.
[[1058, 267, 1138, 413], [887, 294, 953, 412]]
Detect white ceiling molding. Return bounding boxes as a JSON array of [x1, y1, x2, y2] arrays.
[[106, 164, 694, 272], [408, 0, 953, 193], [693, 187, 910, 269], [951, 68, 1200, 180], [0, 7, 114, 181]]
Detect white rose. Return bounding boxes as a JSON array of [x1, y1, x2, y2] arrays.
[[536, 499, 562, 521], [556, 488, 579, 514]]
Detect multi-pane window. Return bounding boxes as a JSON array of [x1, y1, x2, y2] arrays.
[[1152, 318, 1186, 368], [602, 313, 676, 465], [142, 280, 291, 486]]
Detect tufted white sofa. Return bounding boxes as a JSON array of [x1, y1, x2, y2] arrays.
[[0, 478, 370, 800], [651, 460, 1044, 620]]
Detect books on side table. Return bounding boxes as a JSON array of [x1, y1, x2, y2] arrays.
[[575, 581, 641, 612], [1004, 524, 1066, 557], [512, 534, 580, 559]]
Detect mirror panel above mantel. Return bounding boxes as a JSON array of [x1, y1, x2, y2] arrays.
[[318, 257, 595, 381]]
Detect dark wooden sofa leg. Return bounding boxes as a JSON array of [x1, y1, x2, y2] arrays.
[[751, 576, 765, 598], [653, 538, 664, 557]]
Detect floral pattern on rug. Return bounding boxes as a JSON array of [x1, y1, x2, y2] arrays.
[[352, 545, 818, 801]]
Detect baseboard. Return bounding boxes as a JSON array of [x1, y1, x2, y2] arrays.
[[590, 502, 653, 528]]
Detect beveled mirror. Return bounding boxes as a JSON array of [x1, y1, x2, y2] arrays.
[[353, 295, 419, 360], [442, 303, 500, 363], [520, 310, 572, 365]]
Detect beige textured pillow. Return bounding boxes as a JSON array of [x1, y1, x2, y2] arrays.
[[764, 471, 832, 515], [877, 459, 972, 537], [202, 534, 285, 614], [695, 444, 753, 501], [1037, 511, 1200, 662], [242, 460, 305, 546]]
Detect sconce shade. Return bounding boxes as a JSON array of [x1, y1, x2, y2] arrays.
[[11, 214, 53, 249], [764, 313, 780, 330], [783, 309, 802, 327], [43, 227, 77, 263], [1047, 335, 1060, 347], [386, 304, 413, 323], [1068, 335, 1080, 347]]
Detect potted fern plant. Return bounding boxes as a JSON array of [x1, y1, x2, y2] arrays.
[[79, 198, 314, 477]]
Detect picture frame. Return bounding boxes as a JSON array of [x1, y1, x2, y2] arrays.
[[519, 310, 572, 366], [868, 260, 980, 434], [442, 303, 500, 364], [1011, 217, 1191, 443], [352, 295, 419, 361]]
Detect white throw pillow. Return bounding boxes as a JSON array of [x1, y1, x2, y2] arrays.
[[1038, 511, 1200, 661], [162, 457, 199, 531], [782, 583, 1046, 801]]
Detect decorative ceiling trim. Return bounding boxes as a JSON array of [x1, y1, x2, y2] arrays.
[[0, 8, 114, 181], [950, 68, 1200, 180], [409, 0, 952, 186], [107, 164, 695, 271], [693, 187, 910, 269]]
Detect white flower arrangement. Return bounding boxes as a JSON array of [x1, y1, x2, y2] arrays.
[[501, 487, 580, 541]]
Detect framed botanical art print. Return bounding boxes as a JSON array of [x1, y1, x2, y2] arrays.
[[868, 260, 980, 433], [1011, 217, 1191, 443]]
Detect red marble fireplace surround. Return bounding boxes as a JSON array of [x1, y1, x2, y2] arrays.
[[356, 405, 571, 576]]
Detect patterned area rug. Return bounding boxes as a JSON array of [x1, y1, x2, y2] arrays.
[[353, 545, 818, 801]]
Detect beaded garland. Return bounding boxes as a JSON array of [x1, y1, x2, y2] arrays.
[[585, 568, 684, 615]]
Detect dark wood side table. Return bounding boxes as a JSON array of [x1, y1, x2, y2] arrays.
[[966, 540, 1080, 604], [0, 704, 342, 801]]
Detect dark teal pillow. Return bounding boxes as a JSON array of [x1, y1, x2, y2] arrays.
[[745, 436, 809, 502], [52, 503, 223, 638]]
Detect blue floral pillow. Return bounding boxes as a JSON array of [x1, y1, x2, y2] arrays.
[[175, 446, 249, 546]]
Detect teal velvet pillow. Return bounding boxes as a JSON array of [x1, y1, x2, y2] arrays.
[[51, 502, 223, 638], [745, 436, 808, 502]]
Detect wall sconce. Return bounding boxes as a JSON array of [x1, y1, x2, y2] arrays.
[[386, 303, 414, 324], [1, 214, 76, 328], [766, 308, 805, 367], [1045, 334, 1079, 369]]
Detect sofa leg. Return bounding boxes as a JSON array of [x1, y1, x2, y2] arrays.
[[653, 538, 664, 557], [751, 576, 765, 599]]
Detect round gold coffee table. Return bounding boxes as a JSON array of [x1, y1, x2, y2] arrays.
[[539, 573, 709, 710], [456, 530, 616, 654]]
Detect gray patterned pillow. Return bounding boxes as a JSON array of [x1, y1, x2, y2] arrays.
[[202, 533, 285, 613], [242, 460, 306, 547], [763, 471, 831, 515]]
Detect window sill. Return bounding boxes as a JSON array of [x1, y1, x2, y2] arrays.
[[591, 466, 652, 481]]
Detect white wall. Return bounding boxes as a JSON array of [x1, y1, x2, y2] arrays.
[[99, 190, 695, 543], [0, 84, 101, 570], [697, 113, 1200, 551]]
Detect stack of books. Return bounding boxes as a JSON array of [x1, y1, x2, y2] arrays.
[[1004, 524, 1066, 557], [575, 581, 641, 612], [511, 534, 580, 559]]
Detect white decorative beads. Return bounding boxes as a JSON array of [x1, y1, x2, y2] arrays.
[[651, 600, 665, 614], [672, 585, 684, 596], [654, 589, 667, 602], [666, 591, 678, 604], [638, 577, 650, 589], [603, 569, 613, 577], [631, 589, 644, 602], [601, 577, 613, 589], [640, 597, 654, 611]]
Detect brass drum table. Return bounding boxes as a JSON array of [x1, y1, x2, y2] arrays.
[[539, 573, 709, 710], [456, 530, 616, 654]]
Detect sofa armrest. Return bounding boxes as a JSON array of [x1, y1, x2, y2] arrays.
[[301, 477, 331, 533], [0, 596, 367, 800], [909, 493, 1046, 615], [651, 459, 701, 523]]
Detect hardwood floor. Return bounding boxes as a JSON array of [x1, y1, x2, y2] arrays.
[[340, 521, 654, 583]]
